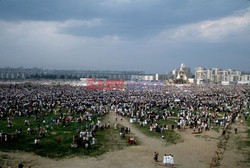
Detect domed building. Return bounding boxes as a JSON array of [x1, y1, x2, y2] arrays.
[[171, 63, 192, 83]]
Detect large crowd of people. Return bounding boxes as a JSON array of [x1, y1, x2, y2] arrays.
[[0, 82, 249, 167], [0, 83, 249, 131]]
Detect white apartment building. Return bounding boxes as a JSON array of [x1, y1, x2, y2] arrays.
[[195, 67, 208, 84], [195, 67, 247, 84]]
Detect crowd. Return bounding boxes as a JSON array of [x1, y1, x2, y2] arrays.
[[154, 151, 174, 166], [0, 83, 249, 130], [0, 84, 249, 117], [0, 83, 249, 167]]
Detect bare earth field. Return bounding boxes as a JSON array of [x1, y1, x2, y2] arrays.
[[0, 111, 249, 168], [219, 122, 250, 168]]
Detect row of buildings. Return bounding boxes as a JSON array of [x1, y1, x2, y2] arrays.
[[0, 67, 168, 81], [195, 67, 250, 85], [0, 66, 249, 85], [169, 64, 250, 85], [0, 67, 43, 79]]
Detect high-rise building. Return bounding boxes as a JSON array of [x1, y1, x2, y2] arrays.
[[195, 67, 246, 84], [195, 67, 207, 84]]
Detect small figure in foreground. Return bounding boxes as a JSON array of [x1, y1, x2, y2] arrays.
[[153, 151, 159, 162]]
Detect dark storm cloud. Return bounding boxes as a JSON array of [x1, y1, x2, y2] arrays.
[[0, 0, 249, 73], [0, 0, 249, 38]]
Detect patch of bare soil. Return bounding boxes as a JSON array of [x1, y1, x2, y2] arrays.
[[219, 123, 250, 168]]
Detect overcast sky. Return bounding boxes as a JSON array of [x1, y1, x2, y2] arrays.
[[0, 0, 249, 73]]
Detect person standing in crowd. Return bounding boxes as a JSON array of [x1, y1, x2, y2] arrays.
[[169, 154, 174, 167], [163, 154, 167, 165]]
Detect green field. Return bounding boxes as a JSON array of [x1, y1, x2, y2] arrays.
[[133, 119, 183, 145], [0, 113, 130, 158]]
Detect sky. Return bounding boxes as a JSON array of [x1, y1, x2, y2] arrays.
[[0, 0, 250, 73]]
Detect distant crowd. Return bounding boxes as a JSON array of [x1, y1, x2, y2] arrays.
[[0, 83, 249, 168], [0, 83, 249, 145]]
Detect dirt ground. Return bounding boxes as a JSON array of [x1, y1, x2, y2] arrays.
[[219, 122, 250, 168], [0, 112, 248, 168]]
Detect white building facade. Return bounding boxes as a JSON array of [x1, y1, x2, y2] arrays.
[[195, 67, 248, 84]]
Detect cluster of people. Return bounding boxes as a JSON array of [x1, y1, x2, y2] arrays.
[[125, 85, 249, 135], [0, 84, 249, 120], [163, 154, 174, 167], [0, 131, 19, 143], [73, 120, 111, 148], [0, 83, 249, 152], [120, 126, 130, 139], [73, 128, 96, 149], [154, 152, 174, 167]]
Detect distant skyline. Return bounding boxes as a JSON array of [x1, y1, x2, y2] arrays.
[[0, 0, 250, 73], [1, 65, 250, 75]]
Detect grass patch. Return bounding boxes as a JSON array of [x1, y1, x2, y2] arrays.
[[0, 114, 130, 158], [0, 154, 10, 165], [212, 125, 221, 133], [133, 119, 183, 145]]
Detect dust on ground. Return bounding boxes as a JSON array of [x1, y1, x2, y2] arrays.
[[219, 122, 250, 168]]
